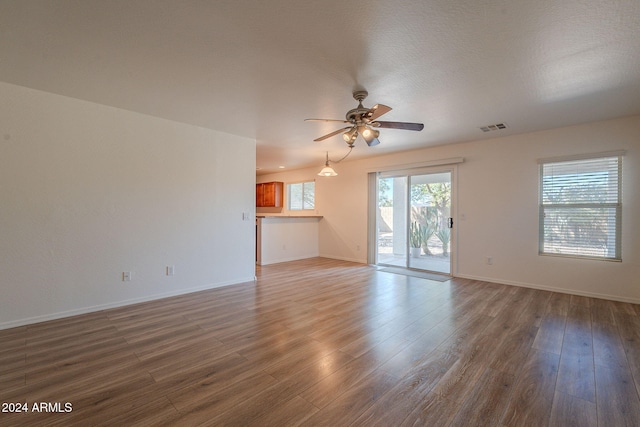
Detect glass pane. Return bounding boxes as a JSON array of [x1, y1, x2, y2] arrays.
[[377, 176, 407, 267], [542, 206, 619, 259], [542, 157, 620, 204], [408, 172, 451, 274], [289, 183, 302, 210], [303, 181, 315, 209]]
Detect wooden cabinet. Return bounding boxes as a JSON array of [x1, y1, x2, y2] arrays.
[[256, 181, 283, 207]]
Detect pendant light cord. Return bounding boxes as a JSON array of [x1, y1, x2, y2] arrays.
[[327, 146, 353, 164]]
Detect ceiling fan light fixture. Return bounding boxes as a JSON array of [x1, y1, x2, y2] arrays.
[[362, 127, 379, 143], [342, 127, 358, 144]]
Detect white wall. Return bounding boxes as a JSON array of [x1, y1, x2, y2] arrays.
[[0, 82, 256, 329], [259, 115, 640, 303]]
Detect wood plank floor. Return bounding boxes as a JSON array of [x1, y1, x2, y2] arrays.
[[1, 257, 639, 426]]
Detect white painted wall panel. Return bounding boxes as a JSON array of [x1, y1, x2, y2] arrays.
[[258, 217, 320, 265]]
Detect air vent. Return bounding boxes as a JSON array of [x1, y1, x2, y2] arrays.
[[479, 123, 508, 132]]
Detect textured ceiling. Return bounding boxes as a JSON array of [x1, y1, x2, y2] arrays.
[[1, 0, 639, 175]]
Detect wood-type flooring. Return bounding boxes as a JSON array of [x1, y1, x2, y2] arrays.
[[1, 258, 640, 426]]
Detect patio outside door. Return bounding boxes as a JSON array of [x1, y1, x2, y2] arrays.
[[376, 170, 452, 275]]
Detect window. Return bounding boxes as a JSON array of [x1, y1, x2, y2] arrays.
[[288, 181, 315, 210], [539, 153, 622, 261]]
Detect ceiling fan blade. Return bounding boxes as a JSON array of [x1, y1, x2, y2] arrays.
[[374, 121, 424, 131], [366, 104, 392, 121], [305, 118, 350, 123], [313, 126, 352, 142]]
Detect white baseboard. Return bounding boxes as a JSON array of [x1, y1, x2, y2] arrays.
[[454, 273, 640, 305], [258, 253, 320, 265], [0, 276, 255, 331], [319, 254, 368, 264]]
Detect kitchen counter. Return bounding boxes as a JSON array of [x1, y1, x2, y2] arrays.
[[256, 215, 323, 218]]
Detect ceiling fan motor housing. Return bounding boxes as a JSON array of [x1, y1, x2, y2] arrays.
[[346, 90, 370, 123], [353, 90, 368, 102]]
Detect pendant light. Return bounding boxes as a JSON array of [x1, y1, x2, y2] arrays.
[[318, 152, 338, 176], [317, 147, 354, 177]]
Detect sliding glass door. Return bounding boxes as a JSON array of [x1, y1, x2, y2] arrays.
[[376, 169, 453, 275]]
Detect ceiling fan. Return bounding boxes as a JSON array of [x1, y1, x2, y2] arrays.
[[305, 90, 424, 147]]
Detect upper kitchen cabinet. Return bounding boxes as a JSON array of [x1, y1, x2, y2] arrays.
[[256, 181, 283, 207]]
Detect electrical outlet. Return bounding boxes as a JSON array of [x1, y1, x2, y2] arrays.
[[486, 256, 493, 265], [166, 265, 175, 276], [122, 271, 132, 281]]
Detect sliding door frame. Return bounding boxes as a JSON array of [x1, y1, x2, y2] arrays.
[[369, 163, 459, 276]]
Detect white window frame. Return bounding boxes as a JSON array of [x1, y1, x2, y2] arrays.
[[538, 151, 623, 261], [287, 181, 315, 211]]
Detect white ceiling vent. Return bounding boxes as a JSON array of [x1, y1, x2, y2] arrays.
[[479, 123, 508, 132]]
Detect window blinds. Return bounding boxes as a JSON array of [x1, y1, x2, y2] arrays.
[[539, 155, 621, 260]]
